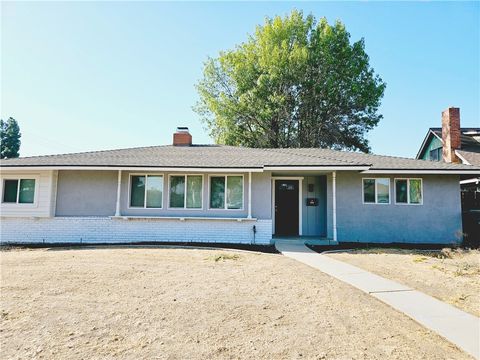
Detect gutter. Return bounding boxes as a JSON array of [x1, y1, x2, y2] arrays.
[[263, 165, 370, 171], [362, 169, 480, 175], [0, 166, 265, 172]]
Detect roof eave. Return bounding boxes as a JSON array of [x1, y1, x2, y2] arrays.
[[263, 165, 370, 171], [362, 169, 480, 175], [0, 165, 265, 172]]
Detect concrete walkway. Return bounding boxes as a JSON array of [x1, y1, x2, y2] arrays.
[[275, 241, 480, 359]]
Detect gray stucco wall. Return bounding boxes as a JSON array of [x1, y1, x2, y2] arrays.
[[53, 169, 463, 244], [55, 170, 117, 216], [251, 171, 272, 219], [334, 172, 462, 244], [55, 170, 271, 219], [119, 171, 272, 219]]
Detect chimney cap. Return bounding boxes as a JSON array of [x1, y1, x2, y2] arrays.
[[176, 126, 190, 133]]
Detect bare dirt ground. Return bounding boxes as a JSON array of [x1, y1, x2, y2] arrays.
[[328, 248, 480, 317], [0, 247, 473, 359]]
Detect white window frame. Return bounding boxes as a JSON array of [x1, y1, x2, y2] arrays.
[[0, 175, 39, 207], [394, 178, 423, 205], [127, 173, 164, 209], [208, 174, 245, 211], [362, 177, 391, 205], [167, 174, 204, 210]]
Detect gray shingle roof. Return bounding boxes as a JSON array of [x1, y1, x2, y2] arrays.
[[1, 144, 479, 172], [457, 150, 480, 166], [431, 128, 480, 152]]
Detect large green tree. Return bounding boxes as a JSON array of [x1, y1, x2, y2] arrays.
[[195, 10, 386, 152], [0, 117, 21, 159]]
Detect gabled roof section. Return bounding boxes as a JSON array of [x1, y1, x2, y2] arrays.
[[429, 128, 480, 151], [1, 144, 479, 173], [416, 127, 480, 164], [416, 129, 443, 159]]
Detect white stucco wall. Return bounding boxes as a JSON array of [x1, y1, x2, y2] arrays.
[[0, 170, 57, 218]]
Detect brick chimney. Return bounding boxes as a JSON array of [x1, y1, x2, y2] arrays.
[[441, 107, 461, 163], [173, 127, 192, 146]]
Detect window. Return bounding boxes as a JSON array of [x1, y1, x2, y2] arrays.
[[209, 175, 243, 210], [363, 178, 390, 204], [129, 175, 163, 208], [2, 179, 36, 204], [395, 178, 423, 205], [429, 148, 442, 161], [169, 175, 203, 209]]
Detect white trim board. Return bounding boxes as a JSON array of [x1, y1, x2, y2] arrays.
[[454, 150, 471, 165], [271, 176, 305, 180], [362, 169, 480, 175], [111, 216, 257, 221], [460, 178, 480, 185], [265, 166, 369, 171]]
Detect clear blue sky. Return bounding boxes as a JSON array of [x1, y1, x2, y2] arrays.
[[1, 1, 479, 158]]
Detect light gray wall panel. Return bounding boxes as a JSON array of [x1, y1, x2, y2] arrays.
[[335, 172, 462, 244], [251, 171, 271, 219], [120, 171, 273, 218], [55, 170, 117, 216]]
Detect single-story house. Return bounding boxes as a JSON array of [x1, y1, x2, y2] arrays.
[[1, 127, 479, 245]]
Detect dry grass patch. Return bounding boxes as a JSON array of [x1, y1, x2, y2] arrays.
[[328, 248, 480, 316], [0, 247, 473, 359], [209, 253, 241, 262]]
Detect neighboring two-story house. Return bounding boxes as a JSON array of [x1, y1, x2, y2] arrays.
[[416, 107, 480, 245], [417, 107, 480, 167]]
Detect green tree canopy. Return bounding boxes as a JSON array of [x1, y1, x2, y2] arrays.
[[195, 10, 386, 152], [1, 117, 21, 159]]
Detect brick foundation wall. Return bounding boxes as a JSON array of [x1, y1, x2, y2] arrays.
[[0, 217, 273, 245]]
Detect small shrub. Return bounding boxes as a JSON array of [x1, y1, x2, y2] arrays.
[[211, 253, 240, 262], [413, 256, 428, 263]]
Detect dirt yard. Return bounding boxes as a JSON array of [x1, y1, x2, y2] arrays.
[[0, 247, 473, 359], [327, 248, 480, 317]]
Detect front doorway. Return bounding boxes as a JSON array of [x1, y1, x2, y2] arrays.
[[274, 180, 299, 236]]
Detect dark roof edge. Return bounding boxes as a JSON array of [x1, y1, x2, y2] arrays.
[[0, 164, 264, 169]]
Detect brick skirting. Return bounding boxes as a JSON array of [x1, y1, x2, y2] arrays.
[[0, 217, 273, 245]]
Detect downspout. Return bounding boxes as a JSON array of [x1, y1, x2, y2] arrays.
[[332, 171, 337, 243], [115, 170, 122, 217]]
